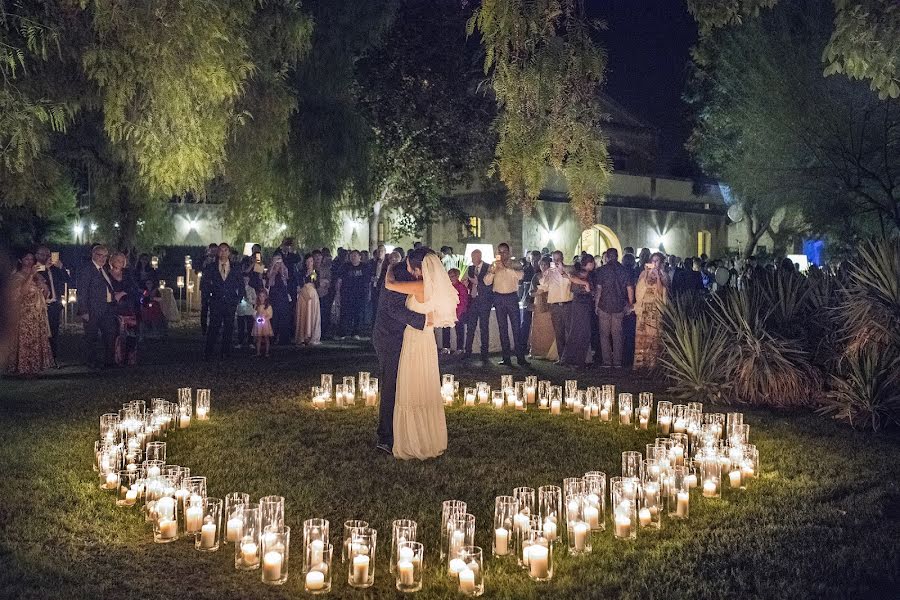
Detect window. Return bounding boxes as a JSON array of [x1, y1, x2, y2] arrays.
[[697, 230, 711, 257], [465, 216, 482, 239], [377, 221, 385, 244]]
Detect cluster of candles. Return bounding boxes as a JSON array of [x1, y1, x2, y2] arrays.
[[94, 379, 759, 596], [310, 373, 379, 409]]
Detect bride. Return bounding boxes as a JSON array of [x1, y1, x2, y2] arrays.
[[384, 252, 458, 460]]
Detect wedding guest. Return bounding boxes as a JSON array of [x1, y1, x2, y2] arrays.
[[249, 244, 265, 290], [370, 245, 387, 318], [485, 242, 526, 366], [6, 250, 53, 376], [253, 288, 273, 357], [267, 254, 293, 345], [594, 248, 635, 369], [34, 245, 69, 361], [621, 251, 638, 367], [440, 268, 469, 353], [463, 249, 492, 363], [295, 253, 321, 345], [108, 252, 140, 365], [527, 256, 558, 360], [634, 252, 670, 369], [542, 250, 573, 361], [560, 254, 595, 368], [198, 243, 217, 335], [76, 244, 118, 368], [134, 253, 158, 291], [236, 273, 257, 349], [139, 278, 167, 339], [336, 250, 369, 339], [202, 242, 242, 360]]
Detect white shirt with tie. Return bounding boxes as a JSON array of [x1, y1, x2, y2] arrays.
[[94, 260, 113, 303]]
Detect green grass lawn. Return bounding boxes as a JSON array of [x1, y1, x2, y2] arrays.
[[1, 325, 899, 599]]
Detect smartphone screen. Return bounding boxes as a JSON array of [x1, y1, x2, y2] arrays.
[[51, 252, 60, 264]]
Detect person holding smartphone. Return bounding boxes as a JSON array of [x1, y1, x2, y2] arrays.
[[484, 242, 526, 366], [34, 245, 70, 362]]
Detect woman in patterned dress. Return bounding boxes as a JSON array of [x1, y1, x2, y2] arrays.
[[6, 251, 54, 376], [634, 252, 669, 370]]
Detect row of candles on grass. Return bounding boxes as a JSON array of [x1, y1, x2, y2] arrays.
[[310, 373, 379, 409]]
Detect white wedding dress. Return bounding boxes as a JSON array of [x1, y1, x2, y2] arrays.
[[392, 254, 456, 460]]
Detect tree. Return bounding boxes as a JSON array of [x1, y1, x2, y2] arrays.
[[467, 0, 612, 226], [687, 0, 900, 254], [686, 0, 900, 99]]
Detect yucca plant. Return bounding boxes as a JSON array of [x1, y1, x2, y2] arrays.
[[710, 288, 822, 407], [660, 296, 733, 404], [839, 238, 900, 355], [818, 346, 900, 431]]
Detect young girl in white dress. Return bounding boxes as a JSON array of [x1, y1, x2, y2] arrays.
[[384, 253, 458, 460], [253, 289, 273, 357]]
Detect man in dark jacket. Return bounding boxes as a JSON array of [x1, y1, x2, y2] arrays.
[[202, 243, 243, 359], [76, 244, 118, 367], [35, 245, 70, 361], [463, 249, 493, 363]]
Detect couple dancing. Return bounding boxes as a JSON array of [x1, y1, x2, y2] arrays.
[[373, 247, 458, 460]]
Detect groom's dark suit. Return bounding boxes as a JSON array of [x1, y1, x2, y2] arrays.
[[372, 263, 427, 449]]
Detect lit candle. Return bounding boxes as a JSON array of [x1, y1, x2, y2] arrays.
[[542, 519, 557, 542], [262, 550, 283, 581], [397, 559, 415, 585], [741, 465, 755, 479], [458, 568, 476, 594], [515, 399, 525, 411], [729, 470, 742, 488], [614, 514, 632, 538], [180, 414, 191, 428], [583, 404, 592, 420], [241, 540, 259, 566], [465, 393, 475, 406], [619, 410, 630, 425], [513, 512, 530, 533], [572, 522, 589, 551], [638, 507, 652, 527], [156, 496, 176, 519], [123, 488, 137, 506], [185, 504, 203, 533], [200, 521, 217, 549], [703, 480, 717, 497], [105, 472, 119, 490], [305, 570, 325, 591], [673, 418, 686, 433], [448, 558, 467, 577], [639, 416, 649, 430], [147, 465, 161, 478], [196, 407, 209, 420], [685, 473, 698, 488], [158, 517, 177, 539], [526, 387, 536, 404], [673, 446, 685, 466], [550, 400, 561, 415], [478, 390, 488, 403], [676, 491, 690, 517], [584, 505, 600, 529], [352, 554, 370, 585], [600, 408, 610, 421], [226, 516, 243, 542], [494, 527, 509, 555], [528, 545, 549, 579], [659, 416, 671, 434], [492, 396, 504, 409], [309, 539, 324, 565]]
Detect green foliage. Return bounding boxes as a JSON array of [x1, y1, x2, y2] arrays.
[[467, 0, 612, 225], [838, 237, 900, 355], [818, 345, 900, 431]]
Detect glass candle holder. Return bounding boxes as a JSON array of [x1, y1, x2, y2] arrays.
[[582, 472, 607, 532], [565, 493, 591, 555], [116, 470, 139, 507], [491, 390, 504, 409], [464, 387, 476, 406], [726, 412, 744, 442], [196, 497, 222, 552], [612, 480, 637, 540], [549, 386, 562, 414], [184, 493, 205, 537], [358, 371, 371, 397], [670, 433, 689, 467], [303, 518, 330, 567], [144, 441, 166, 463], [100, 413, 120, 444], [742, 444, 759, 482], [657, 401, 673, 434], [305, 542, 333, 595], [523, 524, 553, 581], [260, 495, 285, 531], [334, 383, 347, 408], [639, 477, 662, 529], [684, 459, 699, 490], [476, 382, 490, 404], [673, 404, 689, 433], [235, 504, 262, 570], [538, 380, 551, 409], [342, 519, 369, 563], [442, 374, 455, 404], [440, 500, 467, 562], [636, 393, 652, 430], [224, 492, 250, 544], [512, 486, 535, 560], [669, 466, 690, 519], [343, 376, 356, 405], [599, 391, 612, 422], [700, 450, 722, 498], [390, 519, 418, 574], [455, 546, 484, 597], [320, 374, 333, 400], [195, 389, 210, 420], [348, 526, 376, 589], [618, 393, 633, 425], [447, 513, 475, 570], [622, 450, 643, 479], [493, 496, 518, 557], [537, 485, 562, 543], [524, 376, 537, 404], [705, 412, 725, 439], [365, 378, 379, 407], [153, 482, 179, 543], [559, 379, 574, 404], [261, 525, 290, 585], [395, 541, 424, 593], [578, 391, 590, 419], [501, 374, 514, 397], [514, 382, 526, 411]]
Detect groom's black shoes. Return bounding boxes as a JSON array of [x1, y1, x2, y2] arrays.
[[376, 443, 393, 456], [498, 359, 514, 367]]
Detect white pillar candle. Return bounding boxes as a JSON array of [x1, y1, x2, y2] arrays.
[[526, 387, 535, 404], [450, 529, 465, 555], [196, 407, 209, 419], [515, 399, 525, 411], [572, 522, 588, 551], [352, 555, 370, 585], [619, 410, 630, 425], [584, 505, 600, 529], [600, 408, 610, 421], [638, 507, 652, 527], [639, 416, 649, 430], [494, 527, 509, 555], [397, 559, 415, 585], [673, 446, 685, 466], [123, 489, 138, 506], [478, 391, 488, 403], [309, 539, 324, 565], [528, 545, 549, 579], [685, 473, 698, 488], [448, 558, 467, 577], [703, 480, 717, 497], [458, 568, 476, 594], [147, 465, 161, 478], [200, 522, 217, 548], [614, 514, 632, 538], [542, 520, 557, 542], [241, 541, 259, 566], [305, 570, 325, 591], [729, 470, 742, 488], [659, 416, 671, 434], [492, 397, 504, 409], [676, 491, 690, 517], [158, 517, 177, 539], [185, 505, 203, 533], [226, 517, 243, 542], [262, 550, 283, 581], [742, 465, 755, 479], [550, 400, 561, 415], [465, 394, 475, 406], [180, 414, 191, 428], [105, 472, 119, 489], [156, 496, 176, 519], [513, 512, 530, 533], [673, 417, 686, 433]]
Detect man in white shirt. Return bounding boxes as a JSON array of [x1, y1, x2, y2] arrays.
[[540, 250, 573, 361], [485, 242, 526, 366]]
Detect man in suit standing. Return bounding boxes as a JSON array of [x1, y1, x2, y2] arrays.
[[202, 242, 242, 360], [198, 243, 217, 335], [372, 247, 430, 455], [76, 244, 118, 367], [35, 245, 70, 362], [485, 242, 527, 366], [463, 249, 493, 364]]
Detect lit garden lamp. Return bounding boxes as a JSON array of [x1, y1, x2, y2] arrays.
[[151, 255, 159, 269], [177, 276, 185, 308]]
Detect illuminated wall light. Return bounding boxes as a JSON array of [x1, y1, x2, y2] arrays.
[[188, 218, 200, 231], [73, 223, 84, 236], [90, 222, 98, 233]]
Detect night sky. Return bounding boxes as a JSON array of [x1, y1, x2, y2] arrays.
[[588, 0, 700, 175]]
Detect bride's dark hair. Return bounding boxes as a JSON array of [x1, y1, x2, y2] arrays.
[[406, 247, 435, 270]]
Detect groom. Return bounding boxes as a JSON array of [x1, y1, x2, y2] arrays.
[[372, 247, 432, 455]]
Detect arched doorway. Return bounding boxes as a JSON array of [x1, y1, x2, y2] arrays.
[[579, 225, 622, 257]]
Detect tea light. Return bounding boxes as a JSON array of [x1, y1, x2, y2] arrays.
[[614, 514, 632, 538], [528, 545, 549, 578], [200, 521, 217, 548], [263, 550, 283, 581], [494, 527, 509, 555], [241, 541, 259, 566], [659, 416, 672, 434], [550, 400, 561, 415], [729, 470, 742, 488], [305, 570, 325, 591], [676, 491, 690, 517], [158, 517, 177, 539], [703, 480, 717, 497], [398, 559, 415, 585], [458, 568, 476, 593], [226, 516, 243, 542], [352, 555, 369, 585], [572, 522, 589, 551], [638, 507, 652, 527]]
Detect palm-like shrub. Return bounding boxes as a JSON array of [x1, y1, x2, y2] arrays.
[[818, 346, 900, 431], [660, 295, 733, 404], [839, 238, 900, 355]]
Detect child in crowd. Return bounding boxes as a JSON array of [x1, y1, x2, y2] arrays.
[[253, 288, 273, 357], [236, 273, 257, 349], [441, 268, 469, 353]]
